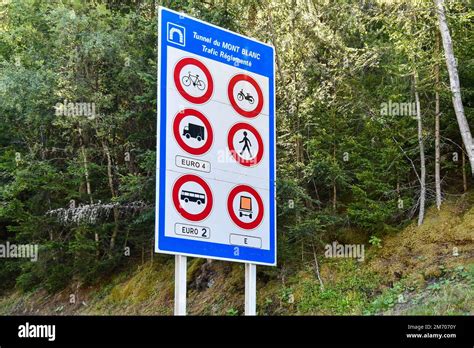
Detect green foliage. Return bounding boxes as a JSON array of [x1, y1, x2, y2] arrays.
[[366, 265, 474, 315], [0, 0, 472, 299], [226, 307, 239, 316], [368, 235, 382, 248], [0, 260, 22, 293], [297, 260, 381, 315]]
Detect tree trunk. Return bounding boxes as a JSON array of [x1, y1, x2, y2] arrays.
[[78, 125, 100, 255], [435, 0, 474, 176], [414, 74, 426, 226], [263, 1, 285, 86], [103, 141, 120, 251], [311, 241, 324, 290], [435, 33, 442, 210], [78, 126, 93, 204], [462, 148, 467, 192], [332, 106, 337, 211], [332, 140, 337, 211]]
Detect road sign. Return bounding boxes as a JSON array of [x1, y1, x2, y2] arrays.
[[227, 122, 264, 166], [174, 57, 214, 104], [228, 74, 264, 118], [173, 108, 214, 155], [227, 184, 264, 230], [172, 174, 213, 222], [156, 7, 276, 266]]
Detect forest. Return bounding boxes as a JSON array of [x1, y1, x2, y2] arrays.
[[0, 0, 472, 315]]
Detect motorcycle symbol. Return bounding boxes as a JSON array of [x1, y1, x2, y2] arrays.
[[237, 89, 255, 104]]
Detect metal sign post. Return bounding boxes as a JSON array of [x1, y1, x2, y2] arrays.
[[174, 255, 187, 315], [245, 263, 257, 315]]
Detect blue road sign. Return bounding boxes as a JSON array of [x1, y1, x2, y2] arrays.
[[156, 7, 276, 266]]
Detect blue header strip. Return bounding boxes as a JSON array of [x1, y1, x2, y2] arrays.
[[161, 8, 274, 77]]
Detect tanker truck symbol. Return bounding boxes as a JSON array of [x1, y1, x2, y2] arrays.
[[182, 123, 205, 142], [239, 196, 253, 219]]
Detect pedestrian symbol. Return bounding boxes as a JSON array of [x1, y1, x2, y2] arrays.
[[239, 131, 252, 157], [228, 123, 264, 167]]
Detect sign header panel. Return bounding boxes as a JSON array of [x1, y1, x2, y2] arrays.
[[156, 7, 276, 265]]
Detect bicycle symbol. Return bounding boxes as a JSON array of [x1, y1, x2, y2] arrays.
[[182, 71, 206, 91], [237, 89, 255, 104]]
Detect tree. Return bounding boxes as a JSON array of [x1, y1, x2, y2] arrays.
[[434, 33, 442, 209], [0, 0, 472, 297], [435, 0, 474, 176], [414, 72, 426, 225]]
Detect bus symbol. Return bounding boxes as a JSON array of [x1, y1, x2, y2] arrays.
[[181, 190, 206, 205], [239, 196, 253, 219]]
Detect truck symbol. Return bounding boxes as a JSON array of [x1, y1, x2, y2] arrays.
[[239, 196, 253, 219], [183, 123, 205, 141], [180, 190, 206, 205]]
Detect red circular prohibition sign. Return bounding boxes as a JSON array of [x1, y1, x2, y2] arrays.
[[227, 185, 264, 230], [173, 108, 213, 156], [174, 57, 214, 104], [227, 123, 264, 167], [228, 74, 264, 118], [173, 174, 213, 222]]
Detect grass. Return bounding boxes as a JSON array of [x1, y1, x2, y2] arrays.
[[368, 264, 474, 315], [292, 259, 382, 315], [0, 193, 473, 315]]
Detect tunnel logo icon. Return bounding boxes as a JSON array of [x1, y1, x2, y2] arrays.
[[167, 22, 185, 46]]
